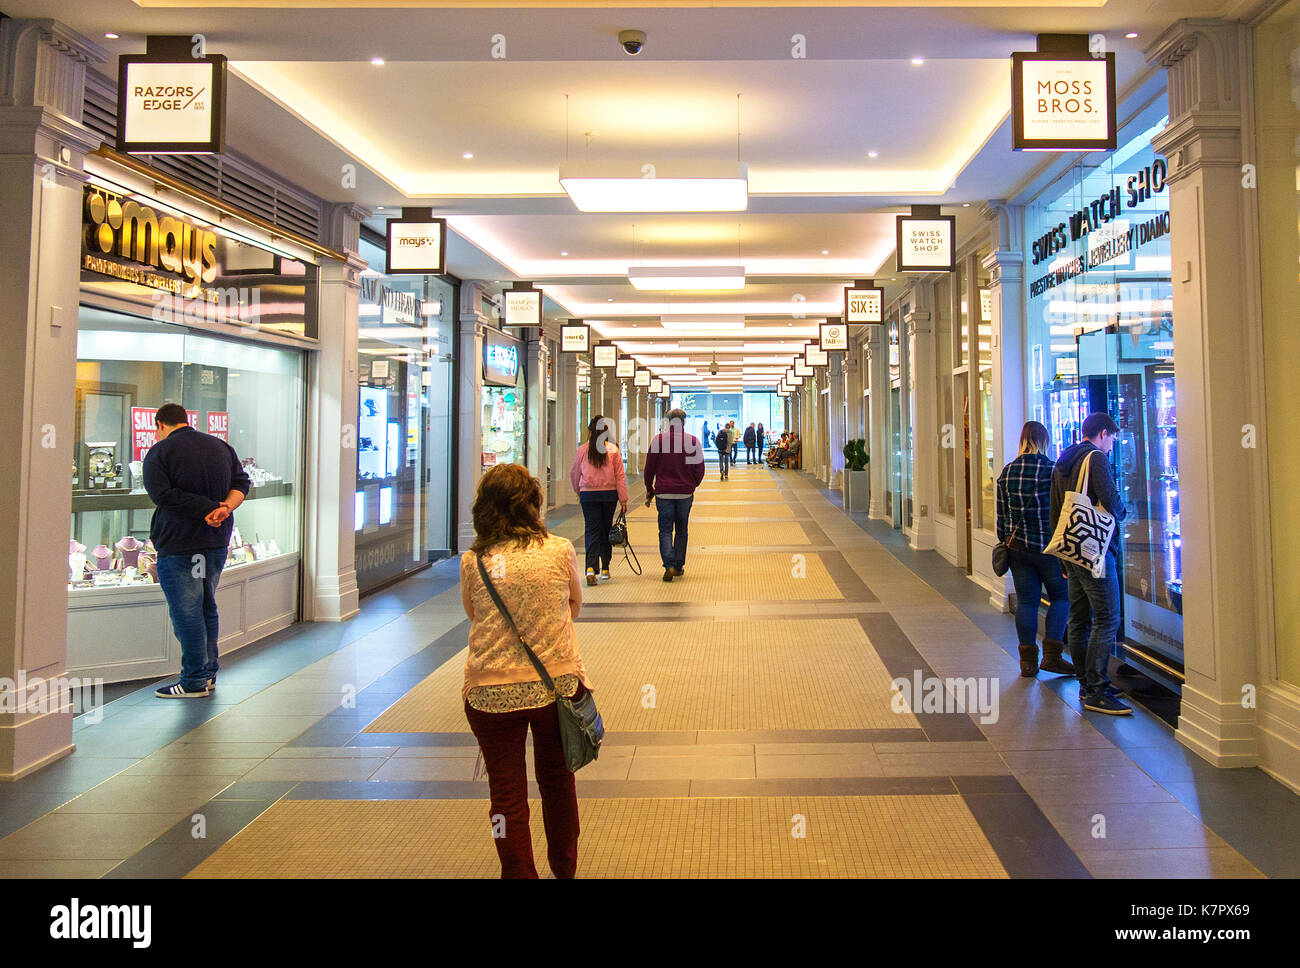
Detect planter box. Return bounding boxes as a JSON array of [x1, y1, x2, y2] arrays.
[[843, 469, 869, 512]]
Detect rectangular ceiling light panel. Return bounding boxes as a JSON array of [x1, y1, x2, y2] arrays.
[[629, 266, 745, 291], [559, 161, 748, 213]]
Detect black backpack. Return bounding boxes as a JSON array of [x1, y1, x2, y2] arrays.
[[715, 430, 729, 450]]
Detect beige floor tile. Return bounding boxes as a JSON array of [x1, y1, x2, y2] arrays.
[[1016, 767, 1178, 804], [1075, 847, 1265, 878], [876, 752, 1010, 777], [627, 755, 756, 780], [754, 742, 876, 757], [122, 756, 268, 776], [755, 753, 884, 778], [52, 774, 236, 814], [0, 812, 179, 860], [1003, 748, 1141, 773], [632, 743, 755, 757], [1038, 801, 1231, 850], [367, 757, 479, 782], [0, 858, 123, 878], [241, 758, 392, 782]]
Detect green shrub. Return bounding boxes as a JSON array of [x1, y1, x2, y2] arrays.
[[843, 439, 869, 471]]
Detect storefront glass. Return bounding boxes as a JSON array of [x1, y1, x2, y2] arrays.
[[354, 237, 455, 593], [482, 327, 526, 469], [1255, 0, 1300, 686], [1024, 97, 1181, 673], [71, 305, 304, 586]]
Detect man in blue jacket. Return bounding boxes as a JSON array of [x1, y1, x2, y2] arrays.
[[143, 403, 250, 698], [1050, 412, 1129, 715]]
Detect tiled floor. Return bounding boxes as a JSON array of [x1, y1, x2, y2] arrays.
[[2, 465, 1296, 878]]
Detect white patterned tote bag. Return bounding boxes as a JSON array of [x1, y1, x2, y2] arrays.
[[1045, 452, 1116, 578]]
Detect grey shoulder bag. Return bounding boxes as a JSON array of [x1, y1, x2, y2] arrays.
[[475, 555, 603, 772]]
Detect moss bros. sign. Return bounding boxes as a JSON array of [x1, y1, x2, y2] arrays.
[[1012, 50, 1117, 151]]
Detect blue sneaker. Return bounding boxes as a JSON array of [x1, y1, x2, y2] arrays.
[[1082, 693, 1132, 715], [156, 682, 211, 699]]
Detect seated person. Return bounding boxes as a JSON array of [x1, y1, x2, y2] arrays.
[[767, 434, 790, 466], [774, 433, 801, 468]]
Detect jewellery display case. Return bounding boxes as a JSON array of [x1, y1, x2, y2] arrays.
[[68, 306, 306, 683]]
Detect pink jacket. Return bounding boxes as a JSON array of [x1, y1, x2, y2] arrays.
[[570, 442, 628, 503]]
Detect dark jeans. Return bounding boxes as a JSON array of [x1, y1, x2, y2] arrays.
[[731, 443, 738, 462], [655, 495, 694, 569], [579, 490, 618, 571], [717, 450, 730, 477], [745, 444, 756, 463], [465, 696, 580, 878], [1064, 550, 1121, 699], [156, 548, 226, 691], [757, 439, 765, 460], [1008, 545, 1069, 646]]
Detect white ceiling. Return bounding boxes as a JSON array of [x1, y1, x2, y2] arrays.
[[9, 0, 1242, 388]]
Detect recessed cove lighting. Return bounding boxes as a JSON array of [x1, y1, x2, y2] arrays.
[[962, 203, 971, 207], [559, 160, 748, 213], [104, 32, 119, 39], [867, 151, 879, 158], [1125, 32, 1139, 39], [370, 57, 385, 66], [462, 152, 474, 159], [911, 57, 925, 66]]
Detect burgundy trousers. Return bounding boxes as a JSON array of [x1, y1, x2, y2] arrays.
[[464, 696, 580, 878]]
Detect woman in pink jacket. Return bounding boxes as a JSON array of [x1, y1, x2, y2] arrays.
[[569, 414, 629, 585]]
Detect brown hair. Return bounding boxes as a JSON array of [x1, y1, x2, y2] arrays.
[[470, 463, 548, 555], [1018, 420, 1050, 456], [587, 414, 610, 468]]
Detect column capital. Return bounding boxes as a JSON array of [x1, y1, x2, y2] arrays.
[[459, 281, 496, 333], [904, 309, 932, 336], [1146, 19, 1247, 120], [320, 202, 371, 257], [0, 18, 106, 116], [980, 199, 1024, 253]]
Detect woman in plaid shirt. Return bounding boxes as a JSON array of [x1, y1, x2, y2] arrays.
[[997, 421, 1074, 678]]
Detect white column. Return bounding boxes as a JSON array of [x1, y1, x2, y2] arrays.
[[525, 331, 548, 509], [456, 283, 492, 551], [827, 355, 846, 488], [304, 203, 367, 622], [1150, 20, 1267, 769], [0, 19, 105, 778], [905, 289, 937, 551], [556, 353, 580, 507], [866, 327, 889, 520]]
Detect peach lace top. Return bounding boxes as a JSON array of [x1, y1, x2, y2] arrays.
[[461, 534, 592, 711]]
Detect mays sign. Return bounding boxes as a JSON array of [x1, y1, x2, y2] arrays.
[[386, 219, 446, 274]]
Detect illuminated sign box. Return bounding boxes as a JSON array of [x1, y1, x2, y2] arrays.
[[386, 218, 446, 274], [806, 346, 828, 367], [616, 358, 635, 378], [821, 320, 848, 351], [117, 53, 228, 154], [634, 368, 651, 387], [502, 288, 542, 328], [593, 344, 617, 367], [795, 359, 813, 377], [560, 323, 590, 352], [1012, 51, 1117, 151], [897, 215, 956, 273], [482, 330, 521, 386], [649, 377, 663, 394], [844, 288, 884, 324]]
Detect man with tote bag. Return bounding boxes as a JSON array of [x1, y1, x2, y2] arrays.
[[1046, 412, 1129, 716]]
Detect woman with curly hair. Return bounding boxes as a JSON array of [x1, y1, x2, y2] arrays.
[[460, 462, 593, 878]]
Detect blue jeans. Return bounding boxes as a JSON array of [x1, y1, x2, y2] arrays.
[[579, 490, 618, 571], [655, 496, 694, 570], [1064, 550, 1120, 700], [1008, 545, 1069, 646], [717, 451, 730, 477], [157, 549, 226, 690]]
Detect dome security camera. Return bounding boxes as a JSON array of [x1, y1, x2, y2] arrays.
[[618, 30, 646, 56]]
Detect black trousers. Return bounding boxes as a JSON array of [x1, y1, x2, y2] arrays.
[[745, 444, 756, 463], [579, 491, 618, 571]]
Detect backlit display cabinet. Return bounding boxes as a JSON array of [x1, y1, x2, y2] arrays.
[[69, 305, 305, 682]]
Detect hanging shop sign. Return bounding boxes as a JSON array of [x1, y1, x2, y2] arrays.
[[896, 213, 956, 272], [616, 358, 635, 378], [634, 368, 651, 387], [501, 286, 542, 328], [117, 50, 228, 154], [806, 346, 829, 367], [795, 358, 813, 378], [560, 322, 590, 353], [385, 218, 446, 275], [1012, 51, 1117, 151], [649, 377, 663, 394], [786, 366, 797, 384], [593, 344, 617, 368], [820, 320, 849, 351], [845, 286, 884, 324], [482, 329, 521, 386], [659, 384, 671, 398]]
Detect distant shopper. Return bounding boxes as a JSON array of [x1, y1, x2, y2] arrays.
[[570, 414, 628, 586], [767, 433, 790, 466], [729, 421, 740, 464], [143, 403, 250, 699], [461, 463, 591, 878], [774, 432, 801, 469], [756, 422, 766, 462], [701, 422, 710, 459], [997, 421, 1073, 678], [744, 423, 757, 464], [643, 408, 706, 582], [1050, 412, 1129, 715], [715, 425, 731, 481]]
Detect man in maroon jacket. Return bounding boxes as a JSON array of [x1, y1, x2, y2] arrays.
[[642, 408, 706, 582]]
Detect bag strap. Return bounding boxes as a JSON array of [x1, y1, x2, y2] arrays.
[[475, 555, 557, 696], [1074, 449, 1093, 496]]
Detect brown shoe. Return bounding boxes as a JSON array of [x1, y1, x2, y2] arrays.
[[1039, 639, 1075, 675], [1018, 644, 1039, 678], [672, 566, 684, 577]]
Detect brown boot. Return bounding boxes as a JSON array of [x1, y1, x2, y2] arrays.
[[1018, 644, 1039, 677], [1039, 639, 1075, 675]]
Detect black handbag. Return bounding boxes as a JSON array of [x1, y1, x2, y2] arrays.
[[475, 556, 603, 772], [991, 523, 1017, 577], [607, 509, 642, 575]]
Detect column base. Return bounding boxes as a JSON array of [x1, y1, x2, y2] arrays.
[[310, 569, 361, 623], [1175, 675, 1260, 768], [0, 709, 74, 781]]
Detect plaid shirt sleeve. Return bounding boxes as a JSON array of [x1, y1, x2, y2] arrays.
[[995, 468, 1008, 543]]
